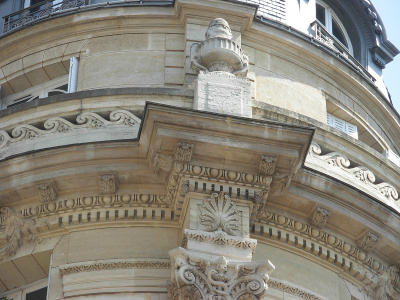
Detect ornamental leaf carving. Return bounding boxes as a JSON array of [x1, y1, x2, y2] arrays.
[[375, 266, 400, 300], [0, 207, 36, 262], [199, 192, 240, 236], [168, 249, 274, 300]]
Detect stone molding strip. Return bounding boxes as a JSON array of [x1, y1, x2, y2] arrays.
[[0, 87, 194, 118], [59, 258, 171, 276], [58, 258, 326, 300], [306, 143, 399, 209], [268, 278, 328, 300], [21, 194, 170, 218], [255, 210, 383, 274]]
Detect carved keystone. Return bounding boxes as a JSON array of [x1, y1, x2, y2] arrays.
[[175, 142, 194, 163], [357, 231, 380, 253], [37, 181, 57, 203], [309, 206, 331, 228], [99, 174, 117, 194], [259, 155, 277, 176]]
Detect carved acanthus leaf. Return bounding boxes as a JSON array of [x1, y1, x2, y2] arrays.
[[198, 192, 240, 236], [155, 154, 174, 172], [168, 249, 274, 300], [357, 231, 380, 253], [375, 266, 400, 300], [309, 206, 331, 228], [99, 174, 117, 194], [258, 155, 277, 176], [175, 142, 194, 163], [0, 207, 36, 262], [36, 181, 57, 203]]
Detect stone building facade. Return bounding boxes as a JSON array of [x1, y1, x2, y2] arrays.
[[0, 0, 399, 299]]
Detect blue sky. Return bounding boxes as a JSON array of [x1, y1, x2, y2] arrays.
[[372, 0, 400, 112]]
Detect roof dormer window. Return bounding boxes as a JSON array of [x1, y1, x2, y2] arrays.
[[316, 1, 353, 55]]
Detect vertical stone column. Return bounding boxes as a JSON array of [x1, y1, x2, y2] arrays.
[[167, 192, 274, 300]]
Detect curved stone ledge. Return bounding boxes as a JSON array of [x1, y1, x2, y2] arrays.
[[305, 142, 399, 211], [0, 87, 194, 119], [0, 110, 141, 161]]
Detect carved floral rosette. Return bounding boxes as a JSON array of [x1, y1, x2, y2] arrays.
[[168, 247, 274, 300]]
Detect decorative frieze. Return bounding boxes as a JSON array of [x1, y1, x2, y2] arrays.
[[99, 174, 117, 194], [60, 259, 171, 276], [175, 142, 194, 163], [0, 110, 140, 149], [21, 194, 169, 218], [268, 278, 328, 300], [198, 192, 240, 236], [181, 230, 257, 256], [254, 210, 383, 273], [309, 206, 331, 228], [357, 231, 380, 253], [36, 181, 57, 203], [307, 143, 399, 204], [259, 155, 277, 176]]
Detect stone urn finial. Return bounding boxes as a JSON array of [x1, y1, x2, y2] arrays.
[[191, 18, 248, 76]]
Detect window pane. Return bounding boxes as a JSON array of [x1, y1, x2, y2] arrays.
[[332, 18, 348, 47], [316, 4, 325, 25], [26, 287, 47, 300]]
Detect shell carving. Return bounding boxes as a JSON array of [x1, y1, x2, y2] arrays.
[[199, 192, 240, 236]]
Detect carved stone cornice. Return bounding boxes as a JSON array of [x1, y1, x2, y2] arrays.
[[254, 210, 384, 274], [168, 248, 274, 300], [309, 206, 331, 229], [306, 143, 399, 207], [357, 231, 380, 253], [59, 259, 171, 276], [36, 181, 57, 203], [21, 193, 169, 218]]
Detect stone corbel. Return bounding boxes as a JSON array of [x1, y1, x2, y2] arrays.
[[356, 231, 380, 253], [309, 206, 331, 228], [99, 173, 118, 194], [36, 180, 58, 203]]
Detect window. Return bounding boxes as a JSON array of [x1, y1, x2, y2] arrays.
[[316, 2, 353, 55], [327, 113, 358, 139]]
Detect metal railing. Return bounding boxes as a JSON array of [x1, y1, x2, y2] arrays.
[[311, 20, 375, 82], [2, 0, 173, 34], [2, 0, 287, 34]]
